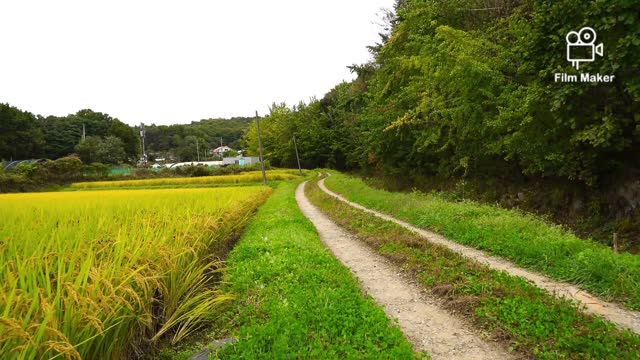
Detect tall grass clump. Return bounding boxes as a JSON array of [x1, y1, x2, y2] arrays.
[[325, 172, 640, 310], [70, 170, 302, 189], [0, 186, 271, 359]]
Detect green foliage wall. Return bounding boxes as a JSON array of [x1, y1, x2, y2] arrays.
[[246, 0, 640, 186]]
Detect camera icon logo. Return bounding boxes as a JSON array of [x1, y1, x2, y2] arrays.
[[566, 27, 603, 69]]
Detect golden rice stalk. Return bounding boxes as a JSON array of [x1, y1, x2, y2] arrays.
[[40, 340, 81, 360], [0, 318, 34, 344], [0, 186, 272, 358]]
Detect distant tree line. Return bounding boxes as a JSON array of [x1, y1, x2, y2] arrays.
[[0, 105, 139, 164], [0, 103, 253, 164], [140, 118, 253, 162], [245, 0, 640, 187]]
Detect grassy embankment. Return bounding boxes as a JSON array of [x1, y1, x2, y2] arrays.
[[70, 170, 302, 189], [167, 181, 422, 359], [307, 177, 640, 359], [0, 187, 271, 359], [324, 172, 640, 311]]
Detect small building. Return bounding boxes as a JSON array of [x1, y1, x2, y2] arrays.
[[210, 146, 234, 155], [168, 161, 224, 168], [222, 156, 260, 166]]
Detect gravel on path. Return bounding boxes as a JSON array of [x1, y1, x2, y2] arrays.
[[296, 181, 513, 360]]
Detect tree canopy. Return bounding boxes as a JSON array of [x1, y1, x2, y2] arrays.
[[0, 104, 253, 164], [244, 0, 640, 186]]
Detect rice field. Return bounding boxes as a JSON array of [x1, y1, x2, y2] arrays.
[[70, 170, 303, 189], [0, 186, 271, 359]]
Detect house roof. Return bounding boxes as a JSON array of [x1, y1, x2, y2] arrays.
[[212, 146, 233, 152]]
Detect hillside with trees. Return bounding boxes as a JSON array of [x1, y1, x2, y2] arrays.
[[0, 103, 252, 163], [244, 0, 640, 250], [141, 118, 253, 162]]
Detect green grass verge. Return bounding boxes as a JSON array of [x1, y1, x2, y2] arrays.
[[307, 177, 640, 359], [324, 172, 640, 311], [171, 181, 421, 359]]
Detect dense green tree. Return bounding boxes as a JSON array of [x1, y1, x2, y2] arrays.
[[74, 136, 102, 164], [109, 119, 139, 160], [98, 136, 128, 165], [40, 115, 83, 159], [75, 136, 127, 165], [39, 109, 139, 161], [246, 0, 640, 187], [0, 104, 44, 160]]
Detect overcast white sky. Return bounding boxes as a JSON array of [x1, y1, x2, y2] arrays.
[[0, 0, 394, 125]]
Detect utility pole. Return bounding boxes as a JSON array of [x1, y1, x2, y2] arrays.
[[82, 124, 86, 141], [196, 138, 200, 161], [256, 110, 267, 185], [140, 123, 146, 164], [293, 135, 302, 175]]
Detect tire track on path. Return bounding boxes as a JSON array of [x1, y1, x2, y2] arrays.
[[296, 181, 512, 359], [318, 175, 640, 334]]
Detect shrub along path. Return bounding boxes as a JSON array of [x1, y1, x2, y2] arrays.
[[318, 174, 640, 334], [296, 181, 511, 359]]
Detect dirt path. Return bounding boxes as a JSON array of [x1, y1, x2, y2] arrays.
[[318, 176, 640, 334], [296, 182, 512, 359]]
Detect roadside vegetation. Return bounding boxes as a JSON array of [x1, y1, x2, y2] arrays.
[[0, 186, 271, 359], [70, 170, 303, 189], [323, 172, 640, 311], [170, 181, 421, 359], [242, 0, 640, 252], [0, 156, 277, 193], [306, 176, 640, 359]]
